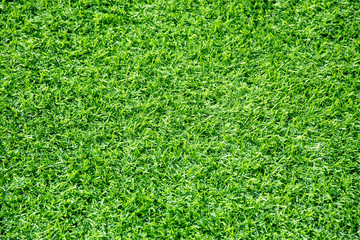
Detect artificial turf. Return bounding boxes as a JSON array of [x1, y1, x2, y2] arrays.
[[1, 0, 360, 238]]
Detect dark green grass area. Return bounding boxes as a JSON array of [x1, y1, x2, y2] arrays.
[[1, 0, 360, 238]]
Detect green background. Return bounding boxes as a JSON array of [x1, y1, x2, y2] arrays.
[[1, 0, 359, 238]]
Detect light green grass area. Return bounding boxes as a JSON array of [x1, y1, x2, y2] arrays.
[[1, 0, 360, 238]]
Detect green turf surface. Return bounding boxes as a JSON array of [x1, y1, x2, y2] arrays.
[[1, 0, 360, 238]]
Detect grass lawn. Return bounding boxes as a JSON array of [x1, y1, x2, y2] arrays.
[[1, 0, 360, 238]]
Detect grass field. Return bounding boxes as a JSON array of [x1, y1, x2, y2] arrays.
[[1, 0, 360, 238]]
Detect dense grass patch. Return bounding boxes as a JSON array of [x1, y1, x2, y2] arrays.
[[1, 0, 360, 238]]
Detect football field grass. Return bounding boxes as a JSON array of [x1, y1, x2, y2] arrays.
[[1, 0, 360, 238]]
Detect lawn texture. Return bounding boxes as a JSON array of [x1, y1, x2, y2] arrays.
[[1, 0, 360, 239]]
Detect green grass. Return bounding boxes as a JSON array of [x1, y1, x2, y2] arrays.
[[1, 0, 360, 238]]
